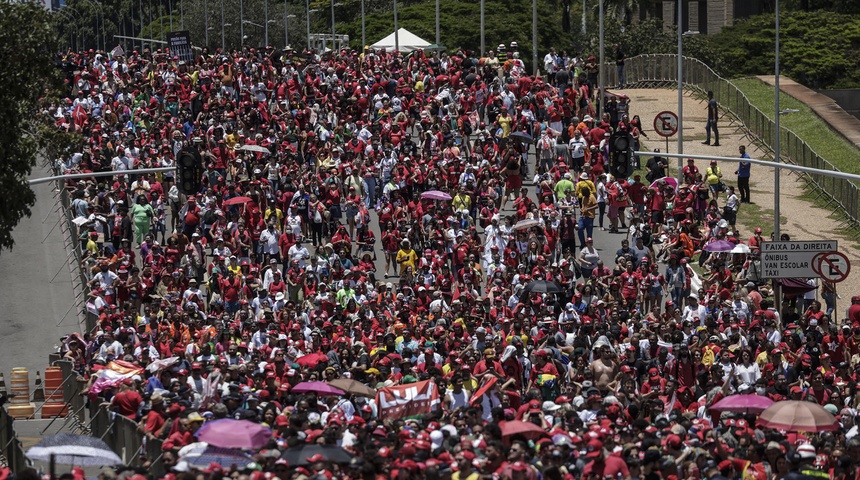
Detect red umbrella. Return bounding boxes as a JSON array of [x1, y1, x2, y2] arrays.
[[757, 400, 839, 432], [500, 420, 548, 441], [295, 352, 330, 368], [223, 196, 253, 206]]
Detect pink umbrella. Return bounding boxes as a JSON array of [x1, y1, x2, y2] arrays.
[[711, 394, 774, 415], [291, 381, 345, 396], [704, 240, 736, 252], [421, 190, 452, 201], [649, 177, 678, 191], [196, 419, 272, 449], [757, 400, 839, 432]]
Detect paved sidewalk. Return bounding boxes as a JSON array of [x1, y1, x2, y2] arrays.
[[757, 75, 860, 150]]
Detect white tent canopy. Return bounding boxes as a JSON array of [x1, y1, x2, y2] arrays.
[[370, 28, 430, 53]]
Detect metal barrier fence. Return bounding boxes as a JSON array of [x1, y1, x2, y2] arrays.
[[52, 161, 95, 335], [0, 408, 31, 473], [604, 54, 860, 226], [89, 407, 165, 477]]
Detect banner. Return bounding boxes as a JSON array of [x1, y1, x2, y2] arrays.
[[375, 380, 440, 420], [167, 31, 194, 63]]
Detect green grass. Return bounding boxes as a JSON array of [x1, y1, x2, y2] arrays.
[[730, 77, 860, 178]]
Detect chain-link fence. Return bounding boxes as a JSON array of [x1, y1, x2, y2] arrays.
[[605, 54, 860, 226]]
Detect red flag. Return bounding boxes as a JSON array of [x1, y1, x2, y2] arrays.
[[469, 376, 498, 406], [375, 380, 440, 420], [72, 104, 88, 127]]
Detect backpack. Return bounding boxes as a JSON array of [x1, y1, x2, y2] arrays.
[[462, 118, 473, 135]]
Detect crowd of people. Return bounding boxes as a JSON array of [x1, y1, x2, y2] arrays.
[[28, 39, 860, 480]]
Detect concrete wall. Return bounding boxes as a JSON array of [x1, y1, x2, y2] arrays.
[[817, 89, 860, 120]]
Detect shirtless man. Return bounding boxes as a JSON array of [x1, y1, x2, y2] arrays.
[[591, 345, 618, 392]]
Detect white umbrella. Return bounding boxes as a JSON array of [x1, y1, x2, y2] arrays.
[[731, 244, 751, 254], [236, 144, 271, 154], [27, 433, 122, 466], [146, 356, 179, 372]]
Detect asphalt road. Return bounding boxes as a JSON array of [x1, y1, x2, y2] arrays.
[[0, 164, 76, 386]]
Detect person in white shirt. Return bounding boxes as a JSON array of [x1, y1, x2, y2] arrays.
[[98, 331, 124, 361], [258, 222, 281, 260], [568, 130, 587, 170], [133, 337, 160, 360], [288, 239, 310, 268]]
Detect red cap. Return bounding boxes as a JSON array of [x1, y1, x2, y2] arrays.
[[585, 439, 603, 458]]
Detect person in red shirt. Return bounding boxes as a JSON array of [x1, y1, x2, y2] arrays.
[[582, 439, 631, 480], [473, 348, 505, 380], [182, 196, 201, 238], [109, 378, 142, 419], [162, 412, 203, 452], [144, 393, 167, 440], [530, 350, 559, 388]]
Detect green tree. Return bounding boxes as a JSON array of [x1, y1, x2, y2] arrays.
[[710, 10, 860, 89], [0, 2, 64, 253]]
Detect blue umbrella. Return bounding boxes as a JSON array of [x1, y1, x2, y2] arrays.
[[27, 433, 122, 466]]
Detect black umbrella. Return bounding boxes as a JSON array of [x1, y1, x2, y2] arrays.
[[279, 444, 354, 465], [522, 280, 562, 295], [509, 131, 534, 144]]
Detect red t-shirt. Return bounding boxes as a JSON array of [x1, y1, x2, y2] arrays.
[[112, 389, 142, 418], [583, 455, 630, 479]]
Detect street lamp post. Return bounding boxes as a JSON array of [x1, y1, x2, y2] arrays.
[[598, 0, 603, 117], [148, 0, 153, 43], [361, 0, 365, 47], [676, 0, 683, 182], [774, 0, 781, 241], [285, 6, 295, 47], [393, 0, 399, 52], [480, 0, 484, 57], [435, 0, 439, 45], [331, 0, 335, 50], [532, 0, 538, 75], [265, 0, 269, 46], [159, 0, 164, 42], [306, 0, 311, 49], [204, 0, 208, 48]]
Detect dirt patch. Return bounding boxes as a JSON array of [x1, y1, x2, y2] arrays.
[[625, 88, 858, 310]]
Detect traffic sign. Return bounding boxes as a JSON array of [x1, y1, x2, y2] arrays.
[[653, 111, 679, 138], [761, 240, 838, 278], [812, 251, 850, 282]]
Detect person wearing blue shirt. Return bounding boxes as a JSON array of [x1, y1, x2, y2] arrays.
[[736, 145, 752, 203]]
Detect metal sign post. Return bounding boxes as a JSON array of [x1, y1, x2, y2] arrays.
[[653, 111, 678, 154]]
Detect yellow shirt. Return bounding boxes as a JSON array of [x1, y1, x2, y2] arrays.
[[452, 194, 472, 211], [396, 248, 418, 271], [498, 114, 512, 138], [452, 471, 480, 480], [265, 207, 284, 226], [86, 238, 99, 254], [581, 194, 597, 219], [225, 132, 239, 149]]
